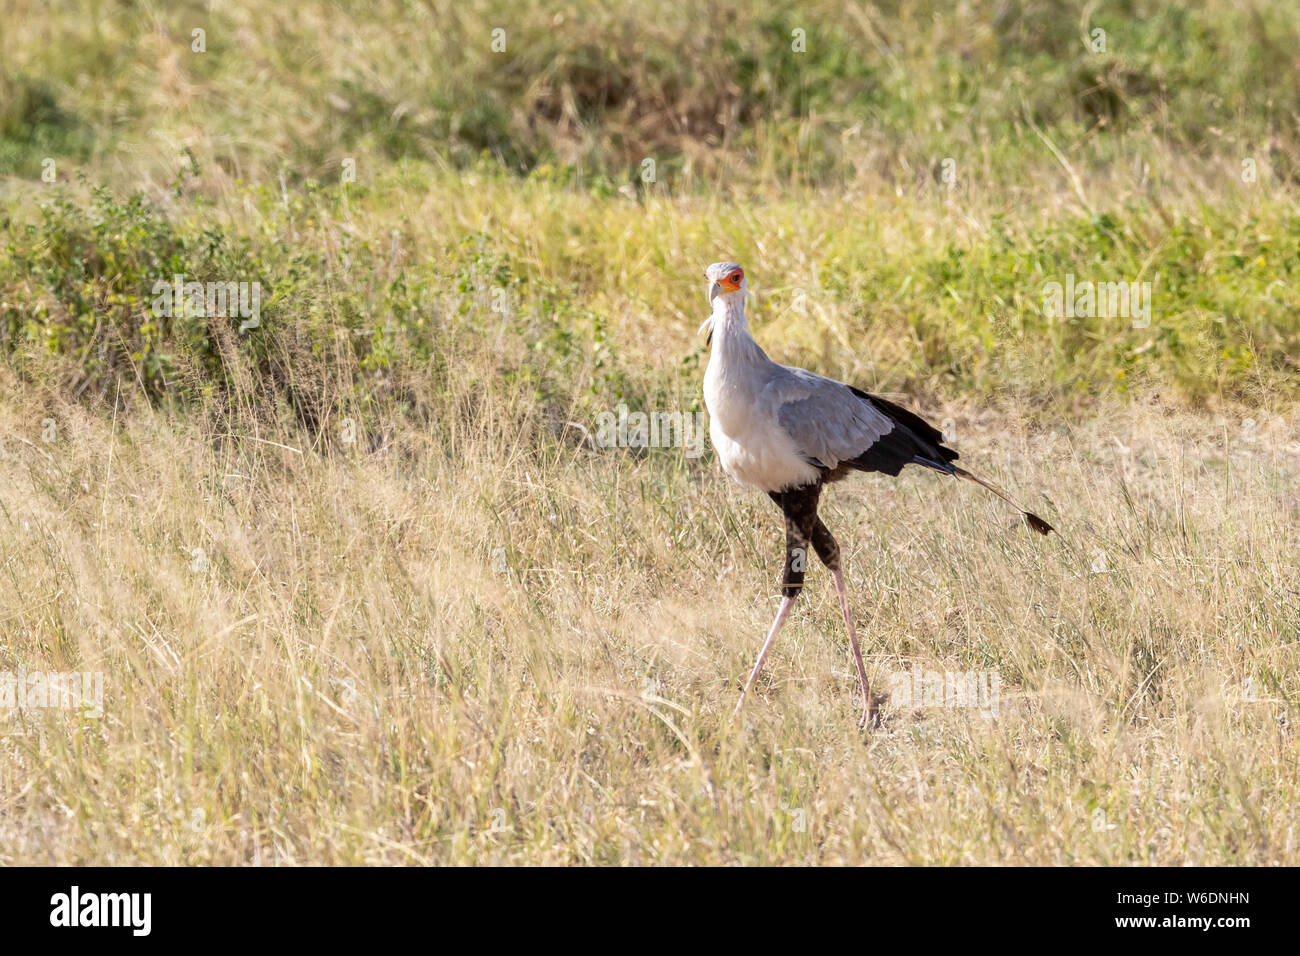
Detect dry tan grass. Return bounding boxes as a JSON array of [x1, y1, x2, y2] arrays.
[[3, 0, 1298, 869], [2, 370, 1296, 864]]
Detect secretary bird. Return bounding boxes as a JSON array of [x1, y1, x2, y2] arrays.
[[700, 261, 1054, 727]]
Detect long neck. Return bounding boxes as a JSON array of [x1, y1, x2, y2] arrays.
[[709, 294, 768, 370]]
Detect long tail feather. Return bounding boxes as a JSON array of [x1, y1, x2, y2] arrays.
[[949, 465, 1055, 536]]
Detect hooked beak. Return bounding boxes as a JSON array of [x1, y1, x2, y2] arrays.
[[707, 279, 720, 305]]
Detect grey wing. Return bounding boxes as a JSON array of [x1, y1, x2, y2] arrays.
[[766, 366, 895, 469]]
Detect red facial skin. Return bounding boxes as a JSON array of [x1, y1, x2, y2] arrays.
[[716, 270, 743, 292]]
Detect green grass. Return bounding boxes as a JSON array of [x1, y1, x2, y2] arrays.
[[4, 0, 1297, 413], [3, 171, 1297, 422], [5, 1, 1299, 187]]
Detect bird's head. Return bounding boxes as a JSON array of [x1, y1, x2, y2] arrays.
[[705, 261, 746, 306]]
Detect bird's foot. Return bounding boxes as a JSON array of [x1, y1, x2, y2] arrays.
[[856, 682, 880, 730]]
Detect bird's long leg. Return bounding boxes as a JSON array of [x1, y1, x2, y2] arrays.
[[733, 595, 796, 717], [812, 517, 872, 728], [833, 567, 871, 728], [734, 488, 814, 717]]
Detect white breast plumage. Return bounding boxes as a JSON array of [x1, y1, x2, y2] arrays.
[[702, 299, 821, 492]]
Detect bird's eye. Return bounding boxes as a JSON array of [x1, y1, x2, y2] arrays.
[[730, 273, 741, 282]]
